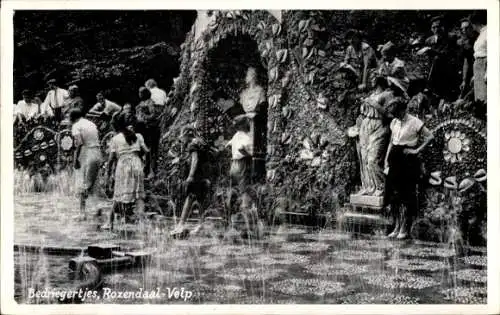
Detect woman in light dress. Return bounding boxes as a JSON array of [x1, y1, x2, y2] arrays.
[[105, 112, 149, 229]]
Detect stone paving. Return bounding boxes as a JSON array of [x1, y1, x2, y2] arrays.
[[14, 194, 487, 304]]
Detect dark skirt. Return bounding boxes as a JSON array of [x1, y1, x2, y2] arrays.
[[384, 144, 420, 212]]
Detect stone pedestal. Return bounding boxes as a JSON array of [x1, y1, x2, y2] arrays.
[[349, 194, 384, 209], [337, 194, 388, 235]]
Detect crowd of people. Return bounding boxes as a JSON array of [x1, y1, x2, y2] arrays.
[[13, 77, 171, 220], [13, 12, 487, 239], [341, 13, 487, 114], [343, 12, 487, 239]]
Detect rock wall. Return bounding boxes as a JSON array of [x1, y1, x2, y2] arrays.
[[156, 10, 487, 226]]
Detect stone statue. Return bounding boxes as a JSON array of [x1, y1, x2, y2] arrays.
[[239, 67, 267, 182], [355, 77, 395, 198]]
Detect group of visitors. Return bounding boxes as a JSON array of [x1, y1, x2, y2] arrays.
[[28, 78, 170, 221], [341, 12, 487, 109], [346, 12, 487, 239], [13, 79, 78, 125]]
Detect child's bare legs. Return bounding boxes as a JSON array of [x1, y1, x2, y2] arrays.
[[178, 195, 193, 226], [102, 202, 118, 231], [170, 194, 196, 237], [79, 191, 87, 220]]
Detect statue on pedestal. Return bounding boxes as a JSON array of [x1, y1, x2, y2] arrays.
[[349, 76, 408, 207], [239, 67, 267, 182]]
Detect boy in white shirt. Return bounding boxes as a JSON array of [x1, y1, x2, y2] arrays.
[[42, 78, 69, 121], [226, 115, 253, 190]]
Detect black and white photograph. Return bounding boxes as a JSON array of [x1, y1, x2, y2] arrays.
[[1, 1, 498, 314]]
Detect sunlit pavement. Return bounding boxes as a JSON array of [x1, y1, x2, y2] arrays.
[[15, 194, 486, 304]]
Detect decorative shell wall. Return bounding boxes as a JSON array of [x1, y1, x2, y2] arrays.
[[158, 10, 487, 224]]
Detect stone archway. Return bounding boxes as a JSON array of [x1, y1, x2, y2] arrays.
[[201, 33, 269, 182], [183, 10, 287, 184]]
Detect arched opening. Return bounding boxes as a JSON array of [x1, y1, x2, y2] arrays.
[[202, 34, 268, 183]]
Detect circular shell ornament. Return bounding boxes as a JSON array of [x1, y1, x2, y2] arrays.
[[34, 129, 44, 141], [60, 135, 74, 151]]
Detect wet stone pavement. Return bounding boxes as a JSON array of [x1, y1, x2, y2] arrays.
[[14, 194, 487, 304]]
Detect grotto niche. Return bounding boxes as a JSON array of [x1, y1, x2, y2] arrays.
[[203, 34, 269, 183]]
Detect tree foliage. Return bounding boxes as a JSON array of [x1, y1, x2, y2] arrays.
[[14, 10, 196, 107]]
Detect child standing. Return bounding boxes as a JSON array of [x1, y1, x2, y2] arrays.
[[226, 115, 253, 191]]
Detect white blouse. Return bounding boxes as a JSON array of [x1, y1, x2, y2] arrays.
[[227, 131, 253, 160], [390, 114, 424, 147]]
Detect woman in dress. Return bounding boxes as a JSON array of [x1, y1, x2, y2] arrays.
[[384, 98, 434, 239], [70, 108, 103, 220], [135, 87, 159, 178], [105, 112, 149, 229]]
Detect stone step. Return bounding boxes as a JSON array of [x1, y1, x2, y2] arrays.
[[338, 211, 391, 235]]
